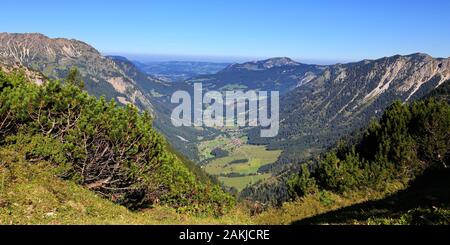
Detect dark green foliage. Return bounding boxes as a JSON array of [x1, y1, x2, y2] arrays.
[[426, 80, 450, 103], [410, 99, 450, 168], [211, 148, 229, 158], [287, 164, 317, 199], [289, 99, 450, 197], [314, 150, 365, 193], [65, 68, 85, 89], [0, 69, 234, 215], [358, 101, 421, 184], [229, 159, 249, 165], [6, 134, 69, 168]]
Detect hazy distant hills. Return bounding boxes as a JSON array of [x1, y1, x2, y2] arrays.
[[134, 60, 230, 82], [107, 55, 174, 95]]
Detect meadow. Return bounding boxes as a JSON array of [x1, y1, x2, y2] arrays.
[[200, 136, 282, 191]]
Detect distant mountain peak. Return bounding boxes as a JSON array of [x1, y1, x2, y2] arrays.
[[220, 57, 301, 72], [0, 32, 48, 39], [407, 52, 433, 58], [259, 57, 299, 67], [0, 32, 101, 63], [260, 57, 298, 66]]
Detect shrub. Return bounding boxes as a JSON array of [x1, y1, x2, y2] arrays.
[[289, 99, 450, 196], [287, 164, 317, 199], [314, 150, 364, 193], [0, 69, 234, 215]]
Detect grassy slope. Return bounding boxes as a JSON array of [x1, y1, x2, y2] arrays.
[[2, 145, 448, 225], [292, 169, 450, 225], [255, 169, 450, 225], [255, 183, 405, 225], [0, 148, 252, 225], [0, 145, 380, 224], [0, 145, 407, 225]]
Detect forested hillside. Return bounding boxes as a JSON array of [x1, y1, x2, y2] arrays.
[[290, 98, 449, 197], [243, 80, 450, 206], [255, 89, 450, 224]]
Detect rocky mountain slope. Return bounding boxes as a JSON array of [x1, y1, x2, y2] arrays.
[[0, 62, 46, 85], [0, 33, 216, 161], [249, 53, 450, 173], [0, 33, 157, 111]]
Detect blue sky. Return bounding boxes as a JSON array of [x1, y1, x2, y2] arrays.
[[1, 0, 450, 63]]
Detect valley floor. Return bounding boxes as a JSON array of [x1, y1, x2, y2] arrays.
[[199, 134, 281, 191]]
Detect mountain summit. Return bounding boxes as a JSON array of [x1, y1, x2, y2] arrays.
[[222, 57, 300, 72], [0, 32, 156, 111]]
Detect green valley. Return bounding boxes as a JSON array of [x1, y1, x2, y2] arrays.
[[198, 135, 281, 191]]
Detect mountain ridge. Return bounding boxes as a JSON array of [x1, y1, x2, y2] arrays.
[[242, 53, 450, 203], [221, 57, 302, 72], [0, 32, 155, 112]]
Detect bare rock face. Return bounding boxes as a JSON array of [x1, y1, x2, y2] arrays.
[[0, 62, 46, 85], [0, 32, 154, 113]]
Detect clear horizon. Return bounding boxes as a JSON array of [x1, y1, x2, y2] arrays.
[[104, 51, 351, 64], [2, 0, 450, 63]]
